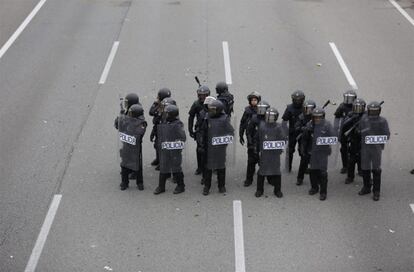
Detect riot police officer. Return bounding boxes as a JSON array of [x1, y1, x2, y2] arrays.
[[302, 107, 336, 201], [199, 100, 234, 195], [358, 101, 390, 201], [282, 90, 305, 172], [149, 88, 172, 170], [188, 85, 210, 175], [239, 92, 261, 186], [114, 93, 140, 129], [116, 104, 147, 190], [154, 104, 186, 195], [216, 81, 234, 117], [244, 100, 270, 186], [341, 98, 366, 184], [295, 100, 316, 185], [255, 107, 287, 198], [334, 90, 357, 174]]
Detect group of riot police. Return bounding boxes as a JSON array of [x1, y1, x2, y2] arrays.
[[115, 83, 390, 201]]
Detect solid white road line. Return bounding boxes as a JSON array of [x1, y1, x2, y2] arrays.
[[410, 204, 414, 214], [329, 42, 358, 90], [222, 41, 233, 85], [0, 0, 47, 61], [233, 200, 246, 272], [99, 41, 120, 84], [389, 0, 414, 27], [24, 194, 62, 272]]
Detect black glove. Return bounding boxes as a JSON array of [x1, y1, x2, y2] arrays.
[[150, 130, 155, 142], [239, 135, 245, 145], [189, 131, 195, 139]]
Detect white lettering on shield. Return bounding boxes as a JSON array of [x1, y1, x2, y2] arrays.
[[263, 141, 286, 150], [161, 141, 185, 150], [316, 136, 338, 145], [365, 135, 387, 144], [119, 132, 136, 145], [212, 135, 233, 145]]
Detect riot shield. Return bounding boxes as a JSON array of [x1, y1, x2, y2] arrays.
[[206, 114, 234, 170], [257, 122, 288, 176], [309, 120, 338, 171], [158, 120, 186, 174], [360, 115, 390, 171], [118, 115, 145, 172]]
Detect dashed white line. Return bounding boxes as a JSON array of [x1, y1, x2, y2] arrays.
[[0, 0, 47, 61], [99, 41, 120, 84], [222, 41, 233, 85], [24, 194, 62, 272], [329, 42, 358, 90], [410, 204, 414, 214], [389, 0, 414, 27], [233, 200, 246, 272]]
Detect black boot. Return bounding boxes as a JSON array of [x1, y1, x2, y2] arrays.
[[153, 187, 165, 195]]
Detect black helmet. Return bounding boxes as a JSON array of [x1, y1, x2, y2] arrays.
[[367, 101, 382, 116], [208, 100, 224, 118], [257, 100, 270, 116], [164, 104, 179, 121], [265, 107, 279, 123], [343, 90, 357, 105], [160, 97, 177, 113], [291, 90, 305, 106], [128, 104, 144, 118], [352, 98, 366, 114], [247, 91, 261, 103], [303, 100, 316, 115], [215, 81, 228, 94], [157, 88, 171, 101], [124, 93, 139, 110], [312, 107, 325, 125], [197, 85, 210, 96]]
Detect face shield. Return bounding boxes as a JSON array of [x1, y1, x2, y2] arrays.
[[352, 103, 365, 114], [368, 107, 381, 117], [344, 93, 357, 105], [265, 111, 278, 123], [303, 104, 315, 115], [257, 104, 268, 115]]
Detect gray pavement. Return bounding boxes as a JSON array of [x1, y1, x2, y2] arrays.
[[0, 0, 413, 271]]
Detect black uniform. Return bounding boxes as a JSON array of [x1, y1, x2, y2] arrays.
[[239, 106, 258, 185], [334, 103, 353, 171], [282, 104, 303, 171], [199, 113, 234, 194], [302, 119, 335, 200], [245, 114, 264, 185], [295, 113, 312, 183], [341, 112, 363, 183], [117, 114, 147, 190], [217, 92, 234, 117], [188, 100, 205, 173], [149, 101, 162, 166]]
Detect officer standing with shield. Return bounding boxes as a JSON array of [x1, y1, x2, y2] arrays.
[[153, 104, 186, 194], [188, 85, 210, 175], [199, 100, 234, 195], [239, 92, 261, 186], [334, 90, 357, 174], [255, 107, 287, 198], [282, 90, 306, 172], [358, 101, 390, 201], [116, 104, 147, 190], [302, 107, 336, 201], [149, 88, 172, 170], [341, 98, 366, 184]]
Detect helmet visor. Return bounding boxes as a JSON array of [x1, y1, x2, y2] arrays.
[[344, 94, 356, 104], [257, 105, 268, 115], [352, 103, 365, 113]]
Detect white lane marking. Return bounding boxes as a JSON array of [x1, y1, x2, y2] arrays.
[[329, 42, 358, 90], [24, 194, 62, 272], [0, 0, 47, 61], [233, 200, 246, 272], [410, 204, 414, 214], [222, 41, 233, 85], [389, 0, 414, 27], [99, 41, 120, 84]]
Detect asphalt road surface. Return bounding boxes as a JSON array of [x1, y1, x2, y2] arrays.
[[0, 0, 413, 271]]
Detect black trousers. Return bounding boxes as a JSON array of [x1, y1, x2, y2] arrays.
[[121, 167, 143, 186], [246, 148, 259, 182], [309, 169, 328, 195], [158, 172, 184, 189], [288, 133, 298, 170], [362, 169, 381, 193], [257, 174, 281, 192], [204, 168, 225, 189], [347, 150, 361, 179], [297, 155, 310, 179], [340, 140, 348, 169]]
